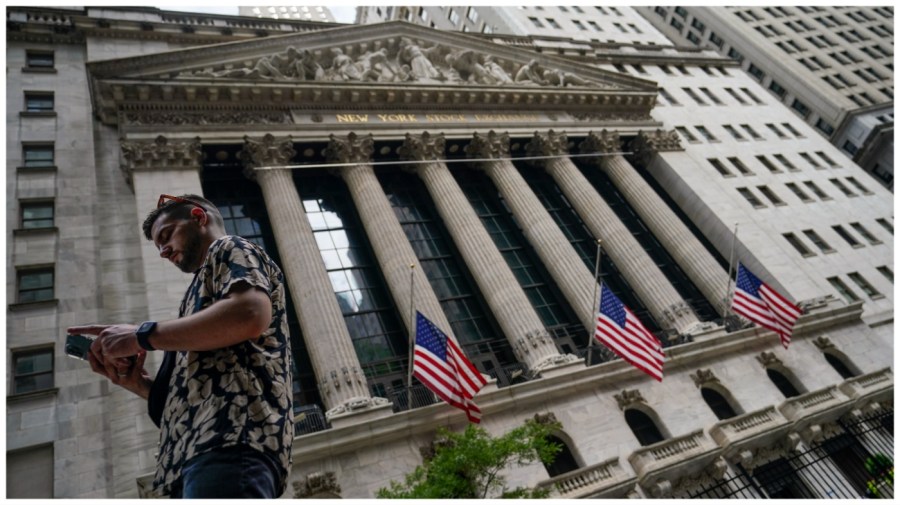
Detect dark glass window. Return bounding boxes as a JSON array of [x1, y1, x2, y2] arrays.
[[12, 348, 54, 394], [701, 388, 738, 420], [824, 353, 856, 379], [753, 458, 815, 498], [625, 409, 665, 446], [25, 50, 54, 69], [543, 435, 580, 477], [21, 201, 54, 229], [24, 92, 54, 112], [767, 369, 801, 398], [17, 268, 54, 303], [22, 144, 54, 168]]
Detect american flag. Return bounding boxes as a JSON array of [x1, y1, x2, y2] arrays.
[[732, 262, 802, 348], [413, 312, 487, 423], [595, 284, 665, 382]]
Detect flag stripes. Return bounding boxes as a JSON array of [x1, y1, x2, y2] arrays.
[[732, 263, 802, 348], [594, 284, 665, 382]]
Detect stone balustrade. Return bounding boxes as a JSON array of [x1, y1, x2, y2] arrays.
[[778, 385, 852, 423], [536, 457, 635, 498], [628, 429, 720, 482], [709, 406, 793, 455], [838, 367, 893, 404]]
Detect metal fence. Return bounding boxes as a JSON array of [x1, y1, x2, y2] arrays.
[[686, 407, 894, 499], [294, 404, 330, 436]]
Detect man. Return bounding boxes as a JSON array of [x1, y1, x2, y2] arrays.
[[68, 194, 293, 498]]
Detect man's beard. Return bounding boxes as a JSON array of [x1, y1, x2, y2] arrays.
[[175, 229, 204, 273]]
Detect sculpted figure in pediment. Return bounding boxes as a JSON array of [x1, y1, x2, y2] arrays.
[[398, 37, 443, 81], [514, 59, 549, 86], [326, 48, 364, 81], [483, 55, 513, 84], [445, 49, 514, 85], [193, 46, 303, 80], [356, 48, 397, 82], [543, 69, 594, 87], [293, 48, 324, 81]]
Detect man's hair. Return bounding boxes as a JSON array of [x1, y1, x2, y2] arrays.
[[142, 194, 225, 240]]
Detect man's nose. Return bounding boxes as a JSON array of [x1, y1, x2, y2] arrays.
[[159, 245, 172, 259]]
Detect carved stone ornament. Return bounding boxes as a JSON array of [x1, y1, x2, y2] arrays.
[[812, 336, 834, 350], [579, 130, 622, 156], [628, 129, 684, 167], [614, 389, 646, 411], [122, 110, 290, 127], [176, 42, 604, 89], [755, 351, 782, 369], [325, 396, 391, 419], [690, 369, 720, 388], [120, 135, 203, 172], [398, 131, 446, 161], [662, 301, 694, 325], [569, 111, 652, 122], [324, 132, 375, 165], [671, 457, 729, 498], [524, 129, 568, 163], [239, 134, 296, 180], [464, 130, 510, 160], [292, 471, 342, 499], [533, 411, 559, 426]]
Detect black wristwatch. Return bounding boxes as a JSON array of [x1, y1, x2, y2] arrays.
[[136, 321, 158, 351]]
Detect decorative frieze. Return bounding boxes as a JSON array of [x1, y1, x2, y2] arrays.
[[120, 135, 203, 171], [292, 471, 342, 499], [122, 110, 291, 126]]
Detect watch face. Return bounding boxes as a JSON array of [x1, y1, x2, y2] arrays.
[[138, 321, 156, 335]]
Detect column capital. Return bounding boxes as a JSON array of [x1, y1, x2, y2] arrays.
[[579, 130, 622, 160], [628, 129, 683, 167], [240, 134, 296, 180], [324, 132, 375, 164], [398, 131, 445, 161], [120, 135, 203, 186], [524, 129, 568, 163], [464, 130, 510, 160]]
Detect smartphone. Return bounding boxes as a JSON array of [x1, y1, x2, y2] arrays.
[[65, 334, 94, 361]]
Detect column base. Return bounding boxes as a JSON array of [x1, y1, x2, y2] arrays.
[[531, 353, 584, 379], [684, 321, 725, 342], [326, 397, 394, 428]]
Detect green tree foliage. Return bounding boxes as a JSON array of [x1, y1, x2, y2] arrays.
[[376, 419, 562, 499]]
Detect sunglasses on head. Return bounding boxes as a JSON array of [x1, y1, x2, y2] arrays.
[[157, 194, 205, 210]]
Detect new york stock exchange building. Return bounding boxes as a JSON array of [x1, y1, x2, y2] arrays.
[[6, 7, 894, 499]]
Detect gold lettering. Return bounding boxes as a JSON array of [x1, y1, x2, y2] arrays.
[[336, 114, 369, 123], [377, 114, 419, 122], [425, 114, 467, 122]]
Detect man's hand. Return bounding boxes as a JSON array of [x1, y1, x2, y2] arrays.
[[87, 349, 153, 400], [68, 324, 142, 361]]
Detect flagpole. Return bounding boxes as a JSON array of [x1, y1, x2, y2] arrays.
[[407, 263, 416, 411], [723, 223, 739, 316], [587, 239, 602, 366]]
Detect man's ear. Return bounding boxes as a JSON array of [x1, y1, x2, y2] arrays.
[[191, 207, 207, 225]]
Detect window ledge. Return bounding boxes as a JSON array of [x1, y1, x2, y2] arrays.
[[13, 226, 58, 236], [801, 252, 817, 258], [824, 249, 837, 254], [16, 166, 58, 174], [21, 67, 57, 74], [851, 244, 865, 249], [7, 388, 59, 404], [8, 299, 59, 312], [19, 111, 57, 118], [869, 294, 886, 300]]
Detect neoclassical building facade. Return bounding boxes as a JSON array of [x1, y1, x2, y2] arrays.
[[6, 7, 893, 498]]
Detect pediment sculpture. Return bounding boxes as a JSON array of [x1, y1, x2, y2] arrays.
[[180, 39, 606, 89]]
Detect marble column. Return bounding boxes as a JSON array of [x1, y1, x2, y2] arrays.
[[241, 134, 390, 425], [399, 132, 577, 376], [464, 131, 596, 332], [526, 130, 699, 335], [584, 130, 730, 317], [324, 132, 455, 340]]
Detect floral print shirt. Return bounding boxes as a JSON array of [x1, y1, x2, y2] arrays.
[[150, 235, 293, 496]]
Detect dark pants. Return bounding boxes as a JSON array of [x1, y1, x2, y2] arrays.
[[169, 445, 280, 499]]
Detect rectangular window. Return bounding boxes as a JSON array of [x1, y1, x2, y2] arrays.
[[804, 181, 831, 200], [682, 87, 708, 105], [588, 20, 602, 32], [738, 187, 766, 208], [708, 158, 733, 176], [785, 183, 813, 202], [815, 119, 836, 136], [755, 155, 781, 173], [832, 225, 862, 247], [24, 92, 54, 112], [22, 144, 55, 168], [848, 272, 881, 298], [709, 32, 724, 47], [758, 185, 785, 205], [631, 64, 647, 75], [658, 88, 680, 105], [25, 50, 54, 69], [829, 178, 857, 197], [17, 267, 54, 303], [768, 80, 787, 98], [747, 63, 765, 81], [466, 6, 478, 23], [828, 276, 860, 302], [684, 31, 699, 43], [528, 17, 543, 28], [816, 151, 839, 168], [774, 154, 798, 171], [674, 6, 688, 18], [724, 88, 748, 105], [781, 123, 803, 137], [700, 87, 723, 104], [20, 201, 54, 229], [850, 222, 880, 244], [546, 18, 561, 29], [791, 99, 811, 118], [803, 230, 835, 253], [670, 17, 684, 31], [675, 127, 698, 142], [741, 124, 763, 140], [12, 348, 54, 395], [628, 23, 642, 34], [694, 125, 718, 142], [783, 232, 814, 256], [799, 153, 823, 169], [766, 123, 787, 138], [449, 9, 460, 25], [728, 47, 744, 62], [691, 18, 705, 31], [876, 266, 893, 283], [845, 177, 872, 195], [728, 157, 753, 175], [741, 88, 764, 104], [572, 20, 586, 30], [723, 124, 745, 140]]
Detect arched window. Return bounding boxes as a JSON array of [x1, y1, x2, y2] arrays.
[[543, 435, 580, 477], [767, 368, 801, 398], [824, 352, 857, 379], [625, 409, 665, 446], [702, 387, 738, 420]]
